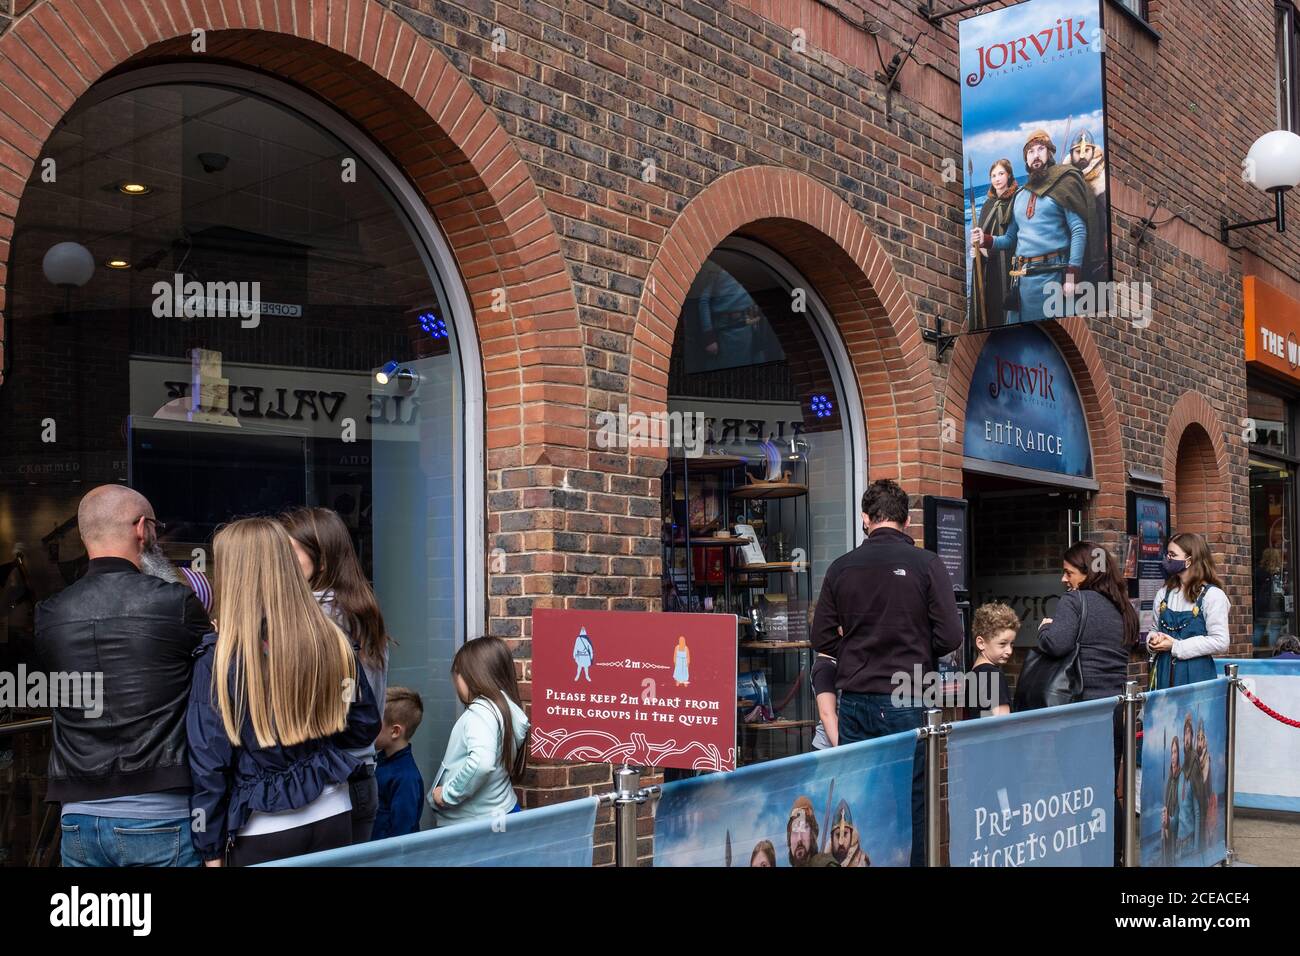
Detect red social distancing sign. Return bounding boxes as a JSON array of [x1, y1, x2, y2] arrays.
[[530, 608, 738, 772]]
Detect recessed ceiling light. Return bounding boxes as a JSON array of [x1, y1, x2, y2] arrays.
[[105, 258, 131, 269], [117, 182, 152, 196]]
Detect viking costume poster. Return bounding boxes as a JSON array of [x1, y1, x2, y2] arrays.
[[960, 0, 1113, 330]]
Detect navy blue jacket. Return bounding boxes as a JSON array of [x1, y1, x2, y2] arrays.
[[186, 632, 381, 860], [372, 745, 425, 841]]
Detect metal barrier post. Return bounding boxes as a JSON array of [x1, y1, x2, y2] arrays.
[[1224, 663, 1239, 867], [924, 708, 944, 867], [1122, 680, 1140, 867], [614, 765, 641, 868]]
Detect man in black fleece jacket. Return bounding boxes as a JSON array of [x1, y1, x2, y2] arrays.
[[811, 479, 963, 865]]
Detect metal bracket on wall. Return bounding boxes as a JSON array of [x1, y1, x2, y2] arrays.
[[1130, 195, 1166, 247], [921, 315, 959, 361], [916, 0, 991, 25], [867, 24, 919, 120]]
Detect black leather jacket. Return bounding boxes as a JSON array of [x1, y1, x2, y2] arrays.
[[35, 557, 211, 802]]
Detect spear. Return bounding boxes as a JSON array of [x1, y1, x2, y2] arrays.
[[821, 779, 836, 854], [968, 158, 987, 329]]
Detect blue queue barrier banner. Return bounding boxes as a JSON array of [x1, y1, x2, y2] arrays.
[[1214, 658, 1300, 812], [261, 796, 600, 867], [1139, 678, 1229, 867], [948, 697, 1115, 867], [654, 730, 915, 867]]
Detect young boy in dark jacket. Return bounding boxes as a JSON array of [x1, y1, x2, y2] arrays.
[[372, 687, 426, 841]]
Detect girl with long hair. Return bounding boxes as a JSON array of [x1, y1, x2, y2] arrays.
[[1147, 532, 1230, 689], [187, 518, 380, 867], [280, 507, 390, 843], [972, 158, 1019, 328], [428, 637, 530, 826]]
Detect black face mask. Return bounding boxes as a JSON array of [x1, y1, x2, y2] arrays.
[[1162, 557, 1187, 576]]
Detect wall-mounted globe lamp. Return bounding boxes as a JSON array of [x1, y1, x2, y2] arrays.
[[1221, 130, 1300, 244]]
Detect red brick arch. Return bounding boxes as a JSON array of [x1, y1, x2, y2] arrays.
[[1163, 391, 1233, 543], [630, 166, 940, 490], [940, 317, 1127, 534], [0, 0, 583, 470]]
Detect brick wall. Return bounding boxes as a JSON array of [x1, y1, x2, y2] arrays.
[[0, 0, 1276, 864]]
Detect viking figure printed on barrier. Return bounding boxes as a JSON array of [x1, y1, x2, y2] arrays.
[[786, 796, 838, 867], [1196, 718, 1217, 849], [749, 839, 776, 867], [829, 800, 871, 867], [1161, 735, 1180, 864], [1176, 713, 1200, 859]]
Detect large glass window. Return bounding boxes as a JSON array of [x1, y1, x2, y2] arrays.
[[0, 76, 468, 863], [1250, 459, 1295, 648], [664, 243, 858, 765], [1248, 383, 1298, 653]]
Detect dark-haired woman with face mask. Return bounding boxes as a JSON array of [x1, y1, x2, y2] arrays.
[[1147, 532, 1231, 689]]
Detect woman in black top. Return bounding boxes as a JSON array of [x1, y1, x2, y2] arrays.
[[1036, 540, 1139, 865], [1036, 541, 1138, 700]]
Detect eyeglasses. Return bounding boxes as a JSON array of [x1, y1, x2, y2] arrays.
[[137, 516, 167, 533]]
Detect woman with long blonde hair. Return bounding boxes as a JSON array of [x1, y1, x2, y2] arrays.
[[187, 518, 380, 866]]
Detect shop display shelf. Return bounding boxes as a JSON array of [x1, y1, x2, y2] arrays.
[[734, 561, 800, 572], [738, 719, 817, 731], [731, 482, 808, 500], [738, 640, 811, 650], [669, 535, 753, 546], [666, 455, 747, 473]]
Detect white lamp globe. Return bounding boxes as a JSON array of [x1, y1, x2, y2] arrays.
[[42, 241, 96, 287], [1246, 130, 1300, 193]]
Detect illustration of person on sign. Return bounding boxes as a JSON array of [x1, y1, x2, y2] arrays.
[[970, 158, 1020, 329], [672, 635, 691, 687], [970, 129, 1101, 324], [573, 626, 594, 682]]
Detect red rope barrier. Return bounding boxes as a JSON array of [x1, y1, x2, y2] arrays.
[[1237, 682, 1300, 728]]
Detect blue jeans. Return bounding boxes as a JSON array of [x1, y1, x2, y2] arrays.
[[838, 692, 926, 867], [60, 814, 201, 868]]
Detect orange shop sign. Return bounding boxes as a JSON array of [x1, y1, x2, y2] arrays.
[[1245, 275, 1300, 383]]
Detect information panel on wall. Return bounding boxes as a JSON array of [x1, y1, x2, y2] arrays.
[[924, 496, 969, 593], [530, 609, 738, 772], [1127, 491, 1169, 638]]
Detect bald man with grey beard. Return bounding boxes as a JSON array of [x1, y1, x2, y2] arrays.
[[35, 485, 211, 867]]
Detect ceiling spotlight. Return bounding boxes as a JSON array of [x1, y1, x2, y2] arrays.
[[809, 394, 834, 419], [117, 181, 152, 196], [105, 257, 131, 270]]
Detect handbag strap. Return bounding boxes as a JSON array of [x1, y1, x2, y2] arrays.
[[1073, 588, 1089, 648]]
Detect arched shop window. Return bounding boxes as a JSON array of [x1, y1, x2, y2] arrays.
[[0, 69, 478, 858], [663, 240, 861, 765]]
